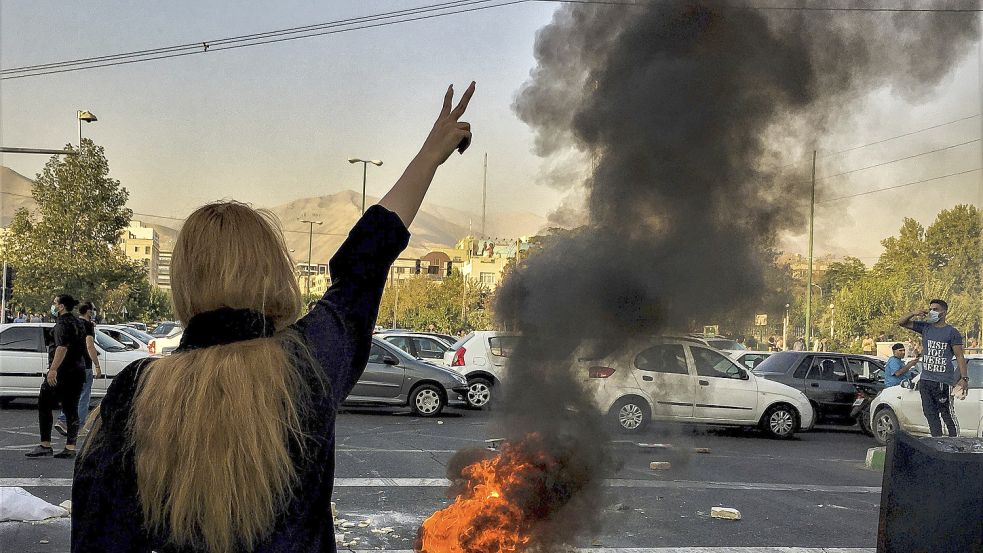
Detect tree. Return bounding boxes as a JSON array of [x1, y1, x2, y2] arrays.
[[2, 139, 153, 318], [820, 257, 867, 295], [377, 271, 492, 333]]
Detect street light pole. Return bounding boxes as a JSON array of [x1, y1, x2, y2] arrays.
[[348, 158, 383, 215], [299, 219, 322, 298], [805, 150, 817, 353]]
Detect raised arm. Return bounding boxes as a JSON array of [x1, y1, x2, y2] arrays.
[[898, 309, 926, 330], [379, 82, 474, 227]]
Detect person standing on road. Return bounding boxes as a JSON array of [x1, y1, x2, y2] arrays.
[[884, 343, 919, 388], [13, 310, 27, 323], [55, 302, 102, 436], [898, 299, 970, 437], [72, 83, 475, 553], [862, 336, 875, 355], [25, 295, 87, 459]]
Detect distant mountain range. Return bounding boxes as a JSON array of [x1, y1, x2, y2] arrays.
[[1, 166, 546, 263]]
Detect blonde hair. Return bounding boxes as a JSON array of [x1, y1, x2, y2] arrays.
[[130, 201, 312, 552]]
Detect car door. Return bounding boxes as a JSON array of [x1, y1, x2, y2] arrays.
[[413, 337, 448, 361], [690, 345, 758, 422], [0, 326, 47, 395], [347, 343, 405, 402], [954, 360, 982, 437], [487, 335, 517, 374], [631, 343, 695, 420], [803, 356, 855, 421]]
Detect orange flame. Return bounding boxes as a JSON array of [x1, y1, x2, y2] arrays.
[[417, 434, 553, 553]]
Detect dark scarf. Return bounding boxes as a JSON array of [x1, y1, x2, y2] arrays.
[[176, 307, 275, 352]]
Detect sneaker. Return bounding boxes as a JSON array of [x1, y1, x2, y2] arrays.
[[53, 448, 76, 459], [54, 421, 68, 437], [25, 445, 53, 457]]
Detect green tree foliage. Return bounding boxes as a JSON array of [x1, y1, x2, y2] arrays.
[[1, 139, 162, 320], [831, 205, 981, 345], [377, 270, 492, 333]]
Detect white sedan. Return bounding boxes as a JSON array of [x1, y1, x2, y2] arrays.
[[0, 323, 150, 403], [869, 355, 983, 444], [579, 337, 815, 438]]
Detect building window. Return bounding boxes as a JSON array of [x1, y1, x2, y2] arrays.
[[480, 272, 495, 285], [145, 246, 151, 254], [134, 246, 139, 253]]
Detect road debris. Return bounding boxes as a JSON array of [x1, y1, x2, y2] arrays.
[[694, 447, 711, 454], [638, 443, 672, 449], [649, 461, 671, 470], [710, 507, 742, 520]]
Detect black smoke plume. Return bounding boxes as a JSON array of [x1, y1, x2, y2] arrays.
[[435, 2, 979, 551]]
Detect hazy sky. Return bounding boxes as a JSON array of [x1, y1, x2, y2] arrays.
[[1, 1, 981, 263]]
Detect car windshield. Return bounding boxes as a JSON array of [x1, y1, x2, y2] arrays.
[[117, 327, 154, 343], [449, 332, 474, 350], [94, 330, 130, 352], [708, 339, 745, 350], [751, 351, 800, 374]]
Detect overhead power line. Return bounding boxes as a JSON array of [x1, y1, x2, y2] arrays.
[[818, 168, 982, 203], [1, 0, 522, 80], [4, 0, 978, 80], [815, 137, 980, 182]]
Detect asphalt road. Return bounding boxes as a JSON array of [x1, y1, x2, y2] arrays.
[[0, 399, 883, 553]]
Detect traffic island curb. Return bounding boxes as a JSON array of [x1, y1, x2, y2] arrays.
[[865, 446, 886, 470]]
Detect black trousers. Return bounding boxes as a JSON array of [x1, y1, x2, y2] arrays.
[[38, 368, 85, 445], [918, 380, 958, 438]]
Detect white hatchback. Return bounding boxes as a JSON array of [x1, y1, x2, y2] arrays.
[[869, 355, 983, 445], [0, 323, 150, 403], [443, 331, 520, 408], [579, 338, 815, 438]]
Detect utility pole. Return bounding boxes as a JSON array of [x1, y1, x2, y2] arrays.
[[1, 260, 8, 323], [482, 153, 487, 238], [805, 150, 817, 351], [299, 219, 322, 298]]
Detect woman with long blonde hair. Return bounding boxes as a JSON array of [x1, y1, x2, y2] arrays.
[[72, 83, 475, 553]]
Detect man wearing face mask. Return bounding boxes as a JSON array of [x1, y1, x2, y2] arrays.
[[898, 299, 970, 437], [25, 294, 87, 458]]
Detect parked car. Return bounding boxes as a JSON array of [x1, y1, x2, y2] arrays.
[[730, 350, 773, 371], [123, 322, 148, 332], [342, 337, 469, 417], [379, 332, 452, 361], [150, 321, 183, 338], [869, 355, 983, 445], [0, 323, 150, 404], [684, 333, 747, 353], [751, 351, 885, 433], [442, 331, 520, 408], [98, 324, 157, 353], [153, 331, 184, 355], [578, 337, 814, 438]]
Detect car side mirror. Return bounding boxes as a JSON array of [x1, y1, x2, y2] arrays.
[[739, 368, 749, 380], [383, 355, 399, 366], [900, 379, 912, 389]]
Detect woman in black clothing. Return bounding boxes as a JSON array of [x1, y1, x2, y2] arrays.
[[73, 83, 474, 553]]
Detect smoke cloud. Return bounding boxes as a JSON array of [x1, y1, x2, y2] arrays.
[[443, 2, 980, 551]]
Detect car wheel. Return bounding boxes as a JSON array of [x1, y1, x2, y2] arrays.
[[611, 397, 649, 434], [466, 378, 493, 409], [761, 404, 797, 439], [410, 384, 445, 418], [858, 407, 874, 437], [873, 408, 899, 446]]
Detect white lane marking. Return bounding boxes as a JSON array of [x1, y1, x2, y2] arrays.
[[0, 477, 880, 494]]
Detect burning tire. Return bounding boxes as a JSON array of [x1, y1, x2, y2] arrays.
[[410, 383, 445, 417], [761, 403, 797, 439], [466, 377, 493, 409], [873, 407, 899, 446], [611, 397, 650, 433]]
